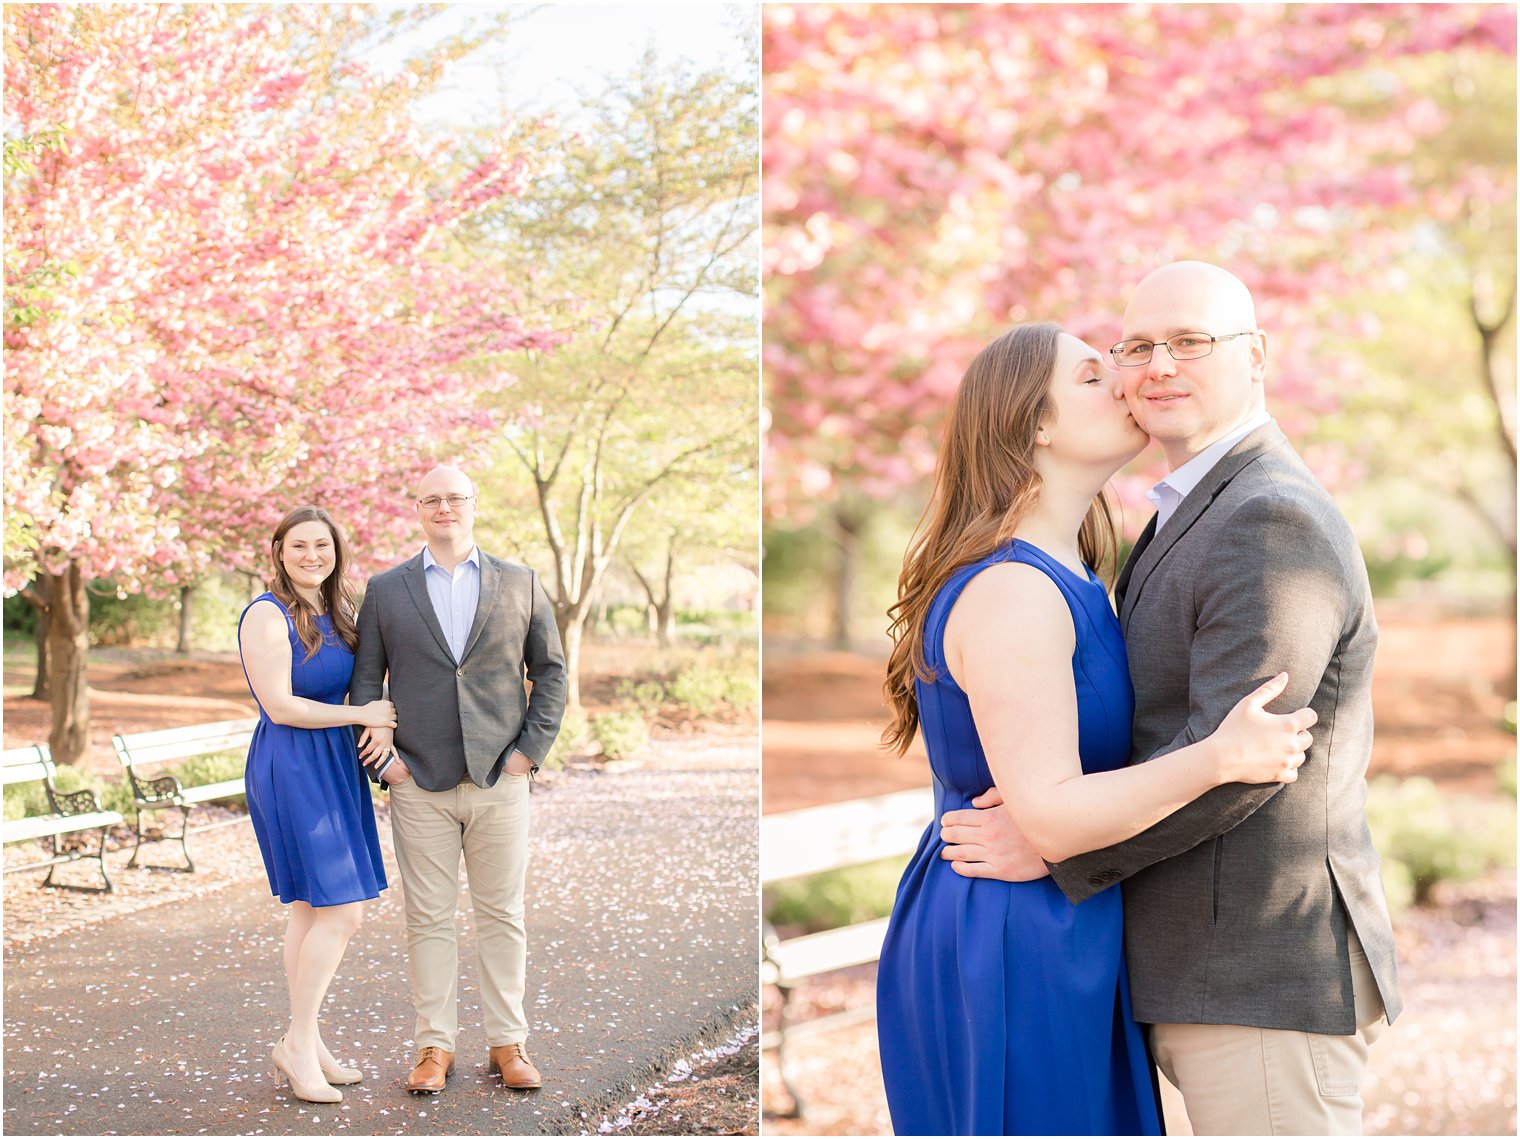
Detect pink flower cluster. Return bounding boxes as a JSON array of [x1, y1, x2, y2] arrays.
[[5, 4, 569, 592], [762, 3, 1515, 528]]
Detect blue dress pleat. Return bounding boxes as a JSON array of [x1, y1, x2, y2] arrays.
[[876, 540, 1162, 1136], [239, 594, 387, 907]]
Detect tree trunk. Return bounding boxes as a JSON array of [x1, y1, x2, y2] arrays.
[[656, 545, 677, 648], [831, 507, 864, 651], [590, 592, 608, 641], [32, 605, 50, 701], [176, 583, 195, 655], [25, 576, 51, 702], [559, 612, 585, 712], [46, 563, 91, 765], [1470, 280, 1516, 698]]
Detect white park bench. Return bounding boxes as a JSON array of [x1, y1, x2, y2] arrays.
[[2, 744, 124, 893], [112, 717, 257, 872], [760, 785, 933, 1117]]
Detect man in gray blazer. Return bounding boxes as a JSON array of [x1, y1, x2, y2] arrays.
[[943, 262, 1400, 1134], [351, 465, 566, 1095]]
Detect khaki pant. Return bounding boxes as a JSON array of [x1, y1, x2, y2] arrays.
[[389, 771, 531, 1050], [1151, 933, 1387, 1136]]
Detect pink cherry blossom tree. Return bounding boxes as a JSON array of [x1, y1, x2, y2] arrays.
[[5, 4, 562, 761], [763, 2, 1515, 645]]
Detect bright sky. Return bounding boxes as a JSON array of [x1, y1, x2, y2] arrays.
[[362, 3, 756, 128]]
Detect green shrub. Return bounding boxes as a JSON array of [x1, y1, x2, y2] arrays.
[[166, 751, 246, 795], [95, 773, 138, 818], [598, 603, 649, 638], [593, 710, 650, 760], [723, 669, 759, 712], [543, 708, 591, 772], [1366, 775, 1516, 906], [3, 593, 37, 638], [88, 585, 175, 647], [668, 664, 730, 716], [615, 679, 666, 717], [1379, 857, 1417, 919], [766, 857, 904, 935], [1499, 755, 1517, 799], [3, 776, 49, 821]]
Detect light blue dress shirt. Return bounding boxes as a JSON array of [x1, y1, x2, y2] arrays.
[[1145, 411, 1274, 533], [421, 545, 481, 663]]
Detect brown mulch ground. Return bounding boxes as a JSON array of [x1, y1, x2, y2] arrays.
[[761, 606, 1517, 1136], [763, 608, 1516, 810]]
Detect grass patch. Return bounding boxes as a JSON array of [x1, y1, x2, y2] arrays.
[[766, 856, 904, 935]]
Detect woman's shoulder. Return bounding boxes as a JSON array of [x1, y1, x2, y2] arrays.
[[931, 541, 1026, 604], [924, 543, 1034, 639], [952, 558, 1071, 627], [242, 593, 290, 624]]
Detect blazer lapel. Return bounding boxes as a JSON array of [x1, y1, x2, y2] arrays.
[[1119, 422, 1290, 626], [1115, 514, 1157, 626], [401, 556, 454, 661], [459, 553, 500, 664]]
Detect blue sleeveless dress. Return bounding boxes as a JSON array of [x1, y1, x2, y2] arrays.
[[238, 594, 386, 907], [876, 540, 1162, 1136]]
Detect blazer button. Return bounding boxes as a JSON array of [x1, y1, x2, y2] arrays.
[[456, 668, 463, 677], [1088, 874, 1106, 887]]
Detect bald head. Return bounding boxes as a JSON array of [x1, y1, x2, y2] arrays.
[[416, 465, 475, 500], [1124, 261, 1257, 335]]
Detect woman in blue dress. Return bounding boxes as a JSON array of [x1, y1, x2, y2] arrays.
[[238, 505, 397, 1104], [877, 324, 1318, 1135]]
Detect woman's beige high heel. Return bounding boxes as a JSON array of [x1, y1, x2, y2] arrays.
[[272, 1036, 343, 1104], [319, 1056, 363, 1085]]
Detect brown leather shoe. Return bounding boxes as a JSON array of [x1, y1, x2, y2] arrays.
[[405, 1047, 454, 1094], [488, 1042, 542, 1089]]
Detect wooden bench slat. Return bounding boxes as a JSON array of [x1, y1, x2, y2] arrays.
[[114, 718, 259, 747], [178, 780, 247, 803], [769, 918, 892, 982], [2, 745, 53, 787], [3, 811, 124, 844], [761, 787, 933, 882], [114, 723, 257, 769], [1, 760, 53, 786]]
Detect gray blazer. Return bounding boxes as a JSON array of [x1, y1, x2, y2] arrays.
[[1049, 423, 1402, 1035], [350, 550, 567, 792]]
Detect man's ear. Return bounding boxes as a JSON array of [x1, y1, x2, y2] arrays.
[[1249, 329, 1268, 384]]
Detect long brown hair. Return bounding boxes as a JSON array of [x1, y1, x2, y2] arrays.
[[268, 506, 360, 660], [882, 323, 1118, 755]]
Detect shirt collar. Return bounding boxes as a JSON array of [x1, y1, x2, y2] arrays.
[[1154, 411, 1274, 502], [421, 545, 480, 572]]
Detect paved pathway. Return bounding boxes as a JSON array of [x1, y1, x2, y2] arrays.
[[4, 737, 757, 1135]]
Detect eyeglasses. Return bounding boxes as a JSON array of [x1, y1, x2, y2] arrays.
[[417, 494, 474, 509], [1109, 331, 1257, 367]]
